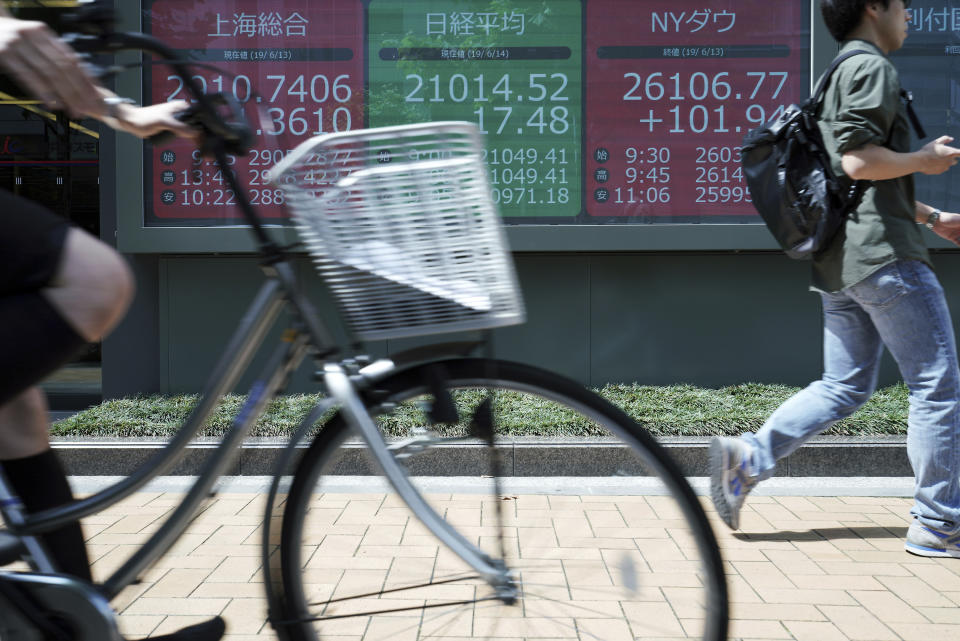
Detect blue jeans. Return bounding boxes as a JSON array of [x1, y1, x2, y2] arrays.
[[742, 260, 960, 532]]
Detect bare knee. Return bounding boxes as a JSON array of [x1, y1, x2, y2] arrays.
[[0, 388, 50, 460], [42, 228, 134, 341]]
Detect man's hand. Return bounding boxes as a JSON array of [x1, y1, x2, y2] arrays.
[[916, 136, 960, 175], [0, 15, 105, 118], [930, 211, 960, 246], [104, 99, 198, 141]]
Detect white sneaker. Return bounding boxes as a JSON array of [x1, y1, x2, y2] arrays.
[[905, 519, 960, 559], [709, 436, 757, 530]]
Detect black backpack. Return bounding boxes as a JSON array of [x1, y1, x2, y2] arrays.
[[741, 50, 924, 260]]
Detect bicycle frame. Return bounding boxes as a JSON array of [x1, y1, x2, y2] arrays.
[[0, 34, 510, 614], [0, 28, 339, 593], [0, 251, 511, 606]]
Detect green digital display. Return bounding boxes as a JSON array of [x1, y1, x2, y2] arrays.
[[368, 0, 582, 219]]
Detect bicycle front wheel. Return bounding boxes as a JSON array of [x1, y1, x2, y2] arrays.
[[273, 358, 727, 641]]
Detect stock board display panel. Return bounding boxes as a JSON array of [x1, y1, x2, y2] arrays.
[[142, 0, 810, 228], [143, 0, 363, 226], [891, 2, 960, 213], [585, 0, 809, 222], [367, 0, 582, 220]]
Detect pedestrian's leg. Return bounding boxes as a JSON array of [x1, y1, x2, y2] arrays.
[[710, 287, 883, 529], [0, 387, 91, 580], [741, 290, 884, 480], [852, 261, 960, 533]]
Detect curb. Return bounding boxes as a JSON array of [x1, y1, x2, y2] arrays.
[[51, 436, 911, 477]]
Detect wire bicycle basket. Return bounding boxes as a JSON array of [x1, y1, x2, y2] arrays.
[[270, 121, 525, 341]]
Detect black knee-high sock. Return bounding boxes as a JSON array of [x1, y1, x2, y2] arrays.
[[2, 449, 91, 581], [0, 292, 87, 407]]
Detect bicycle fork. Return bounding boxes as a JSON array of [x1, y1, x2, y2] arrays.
[[322, 363, 518, 603]]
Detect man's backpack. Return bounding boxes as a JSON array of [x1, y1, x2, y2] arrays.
[[741, 50, 878, 259]]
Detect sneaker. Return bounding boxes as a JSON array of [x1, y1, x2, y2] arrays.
[[709, 436, 757, 530], [905, 520, 960, 558]]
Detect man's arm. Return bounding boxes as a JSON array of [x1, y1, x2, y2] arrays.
[[842, 136, 960, 181], [94, 87, 195, 139], [0, 8, 105, 118], [0, 8, 195, 139]]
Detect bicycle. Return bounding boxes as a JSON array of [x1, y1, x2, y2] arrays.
[[0, 9, 729, 641]]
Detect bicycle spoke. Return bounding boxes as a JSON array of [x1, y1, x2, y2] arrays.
[[305, 572, 480, 608], [280, 587, 513, 626], [286, 595, 503, 624]]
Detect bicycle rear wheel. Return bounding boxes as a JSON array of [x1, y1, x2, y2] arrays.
[[272, 358, 727, 641]]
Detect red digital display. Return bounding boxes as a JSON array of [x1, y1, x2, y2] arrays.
[[585, 0, 809, 221], [144, 0, 363, 226]]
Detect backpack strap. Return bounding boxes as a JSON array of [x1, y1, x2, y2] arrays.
[[811, 49, 874, 108], [809, 50, 875, 222], [900, 89, 927, 139], [812, 49, 926, 139]]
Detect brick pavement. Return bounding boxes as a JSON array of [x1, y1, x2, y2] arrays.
[[5, 485, 960, 641]]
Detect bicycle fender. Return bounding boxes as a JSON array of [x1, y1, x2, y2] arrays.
[[384, 341, 484, 370]]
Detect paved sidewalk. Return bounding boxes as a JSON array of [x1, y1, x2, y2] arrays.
[[7, 478, 959, 641]]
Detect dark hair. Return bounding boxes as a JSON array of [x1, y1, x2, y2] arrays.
[[820, 0, 891, 41]]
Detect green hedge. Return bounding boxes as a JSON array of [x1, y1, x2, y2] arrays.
[[50, 383, 910, 439]]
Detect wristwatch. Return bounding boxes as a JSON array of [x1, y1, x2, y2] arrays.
[[926, 209, 942, 230]]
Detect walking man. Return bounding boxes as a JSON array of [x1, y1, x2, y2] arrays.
[[711, 0, 960, 559]]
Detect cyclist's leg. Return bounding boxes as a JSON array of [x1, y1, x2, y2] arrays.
[[0, 189, 132, 407], [0, 229, 134, 407], [43, 225, 135, 343], [0, 387, 49, 459], [0, 189, 130, 581], [0, 388, 91, 581]]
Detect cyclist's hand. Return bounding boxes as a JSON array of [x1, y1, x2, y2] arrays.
[[0, 15, 106, 118], [105, 99, 199, 141]]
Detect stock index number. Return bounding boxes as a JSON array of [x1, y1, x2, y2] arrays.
[[405, 73, 569, 104]]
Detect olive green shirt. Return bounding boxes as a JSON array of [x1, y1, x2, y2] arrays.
[[812, 39, 930, 292]]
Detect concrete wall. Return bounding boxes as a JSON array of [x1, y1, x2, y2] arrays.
[[104, 250, 960, 397]]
